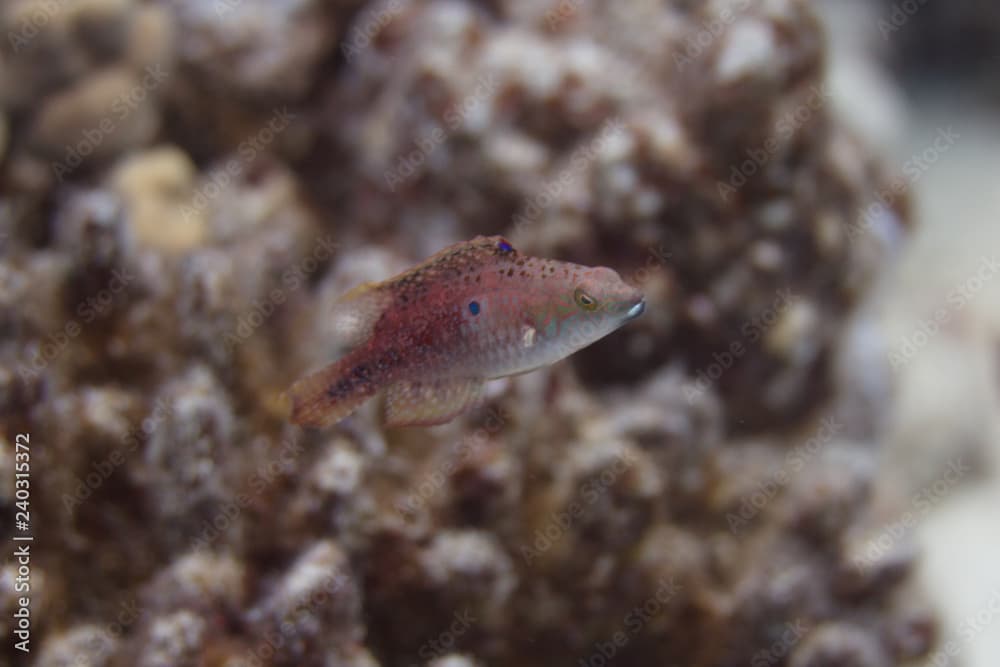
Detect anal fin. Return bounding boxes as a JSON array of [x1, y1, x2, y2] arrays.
[[384, 377, 485, 427]]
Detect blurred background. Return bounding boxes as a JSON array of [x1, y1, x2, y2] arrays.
[[1, 0, 999, 665]]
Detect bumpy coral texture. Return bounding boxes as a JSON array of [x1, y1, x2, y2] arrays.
[[0, 1, 929, 666]]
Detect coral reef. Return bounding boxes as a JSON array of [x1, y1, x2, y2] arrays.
[[0, 0, 929, 666]]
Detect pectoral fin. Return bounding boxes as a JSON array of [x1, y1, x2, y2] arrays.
[[384, 377, 486, 427]]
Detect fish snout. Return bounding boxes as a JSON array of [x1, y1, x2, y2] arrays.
[[580, 265, 645, 320], [618, 281, 645, 320], [625, 299, 646, 320]]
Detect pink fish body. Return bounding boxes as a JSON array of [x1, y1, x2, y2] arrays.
[[288, 236, 644, 428]]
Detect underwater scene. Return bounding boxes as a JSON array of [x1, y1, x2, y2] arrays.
[[2, 0, 1000, 665]]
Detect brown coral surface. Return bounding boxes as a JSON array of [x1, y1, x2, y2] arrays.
[[1, 1, 929, 666]]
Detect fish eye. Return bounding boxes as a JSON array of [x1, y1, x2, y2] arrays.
[[469, 301, 481, 315], [574, 288, 598, 311]]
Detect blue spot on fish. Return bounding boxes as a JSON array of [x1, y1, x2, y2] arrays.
[[498, 240, 514, 253], [469, 301, 480, 315]]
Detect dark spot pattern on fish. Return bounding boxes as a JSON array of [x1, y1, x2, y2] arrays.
[[288, 235, 645, 428]]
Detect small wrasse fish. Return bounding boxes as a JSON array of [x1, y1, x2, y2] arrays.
[[287, 235, 645, 428]]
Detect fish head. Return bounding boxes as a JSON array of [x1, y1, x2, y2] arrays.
[[571, 265, 646, 320], [530, 263, 645, 356]]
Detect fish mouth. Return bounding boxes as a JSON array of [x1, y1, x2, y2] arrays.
[[625, 299, 646, 320]]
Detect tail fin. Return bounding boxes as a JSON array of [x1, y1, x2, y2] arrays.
[[286, 353, 379, 428]]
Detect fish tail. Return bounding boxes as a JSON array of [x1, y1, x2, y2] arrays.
[[285, 351, 380, 428]]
